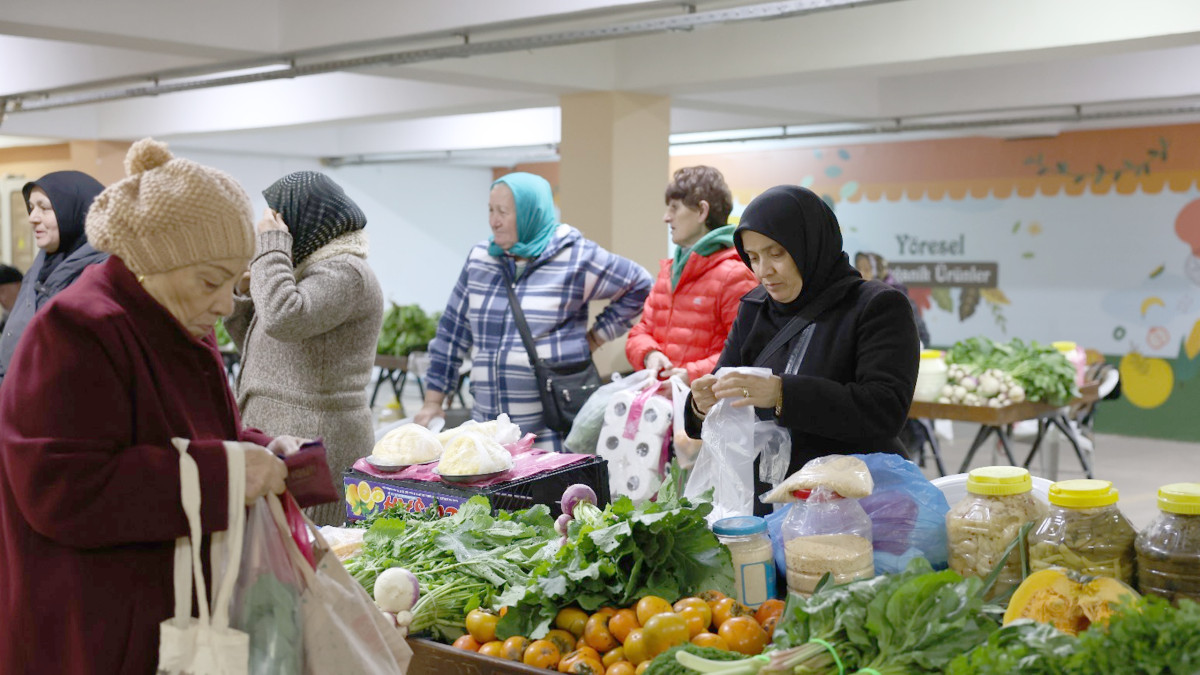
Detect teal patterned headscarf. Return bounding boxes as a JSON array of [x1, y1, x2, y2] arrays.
[[488, 172, 558, 259]]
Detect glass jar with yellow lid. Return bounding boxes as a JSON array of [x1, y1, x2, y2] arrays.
[[1028, 479, 1136, 584], [946, 466, 1046, 597], [1136, 482, 1200, 604], [913, 350, 948, 402]]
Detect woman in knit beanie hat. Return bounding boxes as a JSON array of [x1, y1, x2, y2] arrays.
[[0, 139, 337, 675], [0, 170, 108, 386], [225, 171, 383, 526]]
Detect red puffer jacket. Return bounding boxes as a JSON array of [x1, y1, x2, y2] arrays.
[[626, 247, 759, 382]]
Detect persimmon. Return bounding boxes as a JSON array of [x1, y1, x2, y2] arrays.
[[690, 632, 729, 650], [608, 609, 640, 643], [556, 607, 589, 637], [710, 597, 752, 629], [452, 635, 481, 651], [584, 613, 619, 652], [501, 636, 531, 661], [754, 599, 785, 626], [697, 590, 726, 604], [601, 647, 626, 668], [464, 608, 499, 643], [622, 629, 651, 665], [672, 597, 712, 629], [545, 629, 577, 657], [642, 612, 689, 656], [606, 662, 636, 675], [523, 639, 562, 669], [678, 607, 709, 638], [717, 616, 768, 656], [634, 596, 673, 625], [477, 640, 504, 658]]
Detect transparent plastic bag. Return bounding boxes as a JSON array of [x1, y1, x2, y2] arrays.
[[755, 421, 791, 489], [565, 370, 657, 454], [685, 367, 769, 522], [761, 454, 873, 502], [854, 453, 952, 574], [232, 499, 304, 675], [766, 485, 875, 594]]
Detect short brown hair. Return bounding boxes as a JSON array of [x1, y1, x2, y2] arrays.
[[665, 166, 732, 231]]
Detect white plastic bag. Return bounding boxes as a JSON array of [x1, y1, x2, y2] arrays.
[[755, 421, 791, 489], [232, 500, 305, 675], [564, 370, 657, 454], [670, 375, 703, 469], [684, 367, 771, 523]]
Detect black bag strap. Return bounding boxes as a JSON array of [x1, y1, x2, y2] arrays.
[[751, 278, 857, 368], [499, 263, 544, 368]]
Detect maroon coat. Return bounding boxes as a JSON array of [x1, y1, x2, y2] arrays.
[[0, 257, 286, 674]]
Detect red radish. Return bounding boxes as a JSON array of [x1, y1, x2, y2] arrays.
[[560, 484, 597, 519]]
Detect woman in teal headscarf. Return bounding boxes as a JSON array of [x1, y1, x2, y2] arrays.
[[416, 172, 653, 450]]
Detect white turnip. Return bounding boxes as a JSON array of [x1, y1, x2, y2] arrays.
[[375, 567, 420, 614]]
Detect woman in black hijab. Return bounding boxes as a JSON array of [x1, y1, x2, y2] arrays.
[[0, 171, 108, 386], [686, 186, 919, 511]]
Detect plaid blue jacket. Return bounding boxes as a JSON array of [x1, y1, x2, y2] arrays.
[[426, 225, 652, 448]]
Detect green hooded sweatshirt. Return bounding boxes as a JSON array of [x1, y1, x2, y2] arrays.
[[671, 224, 737, 289]]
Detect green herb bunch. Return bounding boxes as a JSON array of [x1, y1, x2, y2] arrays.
[[377, 302, 441, 357], [946, 336, 1080, 405]]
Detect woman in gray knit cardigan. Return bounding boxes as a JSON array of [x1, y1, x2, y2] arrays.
[[226, 172, 384, 525]]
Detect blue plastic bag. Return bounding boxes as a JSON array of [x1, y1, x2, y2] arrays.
[[764, 453, 950, 576]]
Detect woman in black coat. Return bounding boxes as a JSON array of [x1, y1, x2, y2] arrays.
[[686, 186, 919, 513]]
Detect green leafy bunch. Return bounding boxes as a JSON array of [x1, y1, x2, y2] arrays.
[[946, 336, 1080, 405], [344, 495, 556, 641], [377, 302, 441, 357], [494, 477, 734, 640]]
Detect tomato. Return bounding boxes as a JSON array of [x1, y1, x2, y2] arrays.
[[672, 597, 712, 629], [601, 647, 626, 668], [608, 609, 640, 644], [678, 607, 709, 638], [754, 599, 785, 626], [606, 661, 636, 675], [622, 629, 651, 665], [452, 635, 481, 651], [717, 616, 768, 656], [501, 636, 531, 661], [556, 607, 589, 638], [642, 612, 689, 656], [710, 597, 752, 629], [523, 639, 562, 669], [584, 613, 618, 652], [478, 640, 504, 658], [545, 629, 577, 657], [465, 608, 500, 644], [690, 632, 729, 650], [634, 596, 673, 626]]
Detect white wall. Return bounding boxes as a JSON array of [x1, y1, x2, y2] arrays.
[[170, 149, 493, 313]]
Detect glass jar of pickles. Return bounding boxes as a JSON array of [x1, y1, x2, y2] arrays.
[[1028, 479, 1136, 585], [946, 467, 1045, 598], [1136, 483, 1200, 604]]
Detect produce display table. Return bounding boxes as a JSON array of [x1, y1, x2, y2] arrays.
[[908, 382, 1100, 478], [407, 638, 545, 675], [371, 354, 413, 408]]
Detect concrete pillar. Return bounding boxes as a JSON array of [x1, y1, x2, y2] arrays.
[[558, 91, 670, 374]]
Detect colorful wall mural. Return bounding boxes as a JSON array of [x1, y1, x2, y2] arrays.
[[671, 123, 1200, 441]]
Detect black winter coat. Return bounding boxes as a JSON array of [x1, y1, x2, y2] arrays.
[[686, 280, 919, 512]]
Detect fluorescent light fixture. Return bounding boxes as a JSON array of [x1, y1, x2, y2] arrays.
[[159, 62, 294, 86]]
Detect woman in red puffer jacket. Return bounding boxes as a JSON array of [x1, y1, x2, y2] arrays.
[[626, 166, 759, 384]]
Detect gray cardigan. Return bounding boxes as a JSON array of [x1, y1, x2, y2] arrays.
[[0, 244, 108, 384], [227, 229, 383, 524]]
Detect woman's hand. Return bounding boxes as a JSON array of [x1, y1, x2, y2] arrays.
[[413, 400, 446, 429], [690, 374, 718, 416], [643, 350, 673, 375], [235, 271, 251, 296], [712, 372, 783, 409], [243, 444, 288, 504], [256, 208, 288, 235], [267, 435, 309, 457], [586, 330, 602, 353], [665, 367, 689, 384]]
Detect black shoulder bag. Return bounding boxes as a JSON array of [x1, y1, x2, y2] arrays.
[[501, 266, 602, 434]]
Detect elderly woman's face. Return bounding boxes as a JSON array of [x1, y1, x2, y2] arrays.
[[27, 187, 61, 253], [855, 254, 875, 280], [741, 230, 803, 304], [489, 184, 519, 251], [141, 258, 249, 338]]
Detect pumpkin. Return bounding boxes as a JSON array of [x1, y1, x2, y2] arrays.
[[1003, 567, 1139, 635]]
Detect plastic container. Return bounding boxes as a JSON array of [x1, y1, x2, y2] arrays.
[[781, 488, 874, 596], [1052, 341, 1088, 389], [713, 516, 777, 608], [913, 350, 949, 402], [1028, 479, 1137, 585], [1136, 482, 1200, 604], [946, 467, 1045, 598]]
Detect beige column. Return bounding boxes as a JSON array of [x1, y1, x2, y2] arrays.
[[558, 91, 670, 375]]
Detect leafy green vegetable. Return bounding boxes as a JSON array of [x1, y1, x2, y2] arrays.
[[344, 495, 555, 641], [947, 621, 1078, 674], [377, 302, 441, 357], [646, 644, 750, 675], [946, 336, 1079, 405], [495, 477, 733, 639], [214, 318, 234, 350]]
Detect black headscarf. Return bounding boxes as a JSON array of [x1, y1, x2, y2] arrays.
[[262, 172, 367, 265], [22, 171, 105, 284], [732, 185, 863, 369]]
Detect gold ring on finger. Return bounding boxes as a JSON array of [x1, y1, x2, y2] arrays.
[[742, 387, 750, 398]]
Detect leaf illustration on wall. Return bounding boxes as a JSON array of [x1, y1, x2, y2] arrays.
[[931, 287, 954, 312], [1150, 264, 1165, 279], [980, 288, 1011, 305], [959, 287, 981, 321]]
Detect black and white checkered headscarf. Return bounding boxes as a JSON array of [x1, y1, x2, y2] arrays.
[[262, 172, 367, 265]]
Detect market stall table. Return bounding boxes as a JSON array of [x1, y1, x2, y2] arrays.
[[907, 382, 1100, 478], [407, 638, 547, 675]]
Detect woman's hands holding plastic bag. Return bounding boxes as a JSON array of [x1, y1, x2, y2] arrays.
[[691, 370, 783, 413]]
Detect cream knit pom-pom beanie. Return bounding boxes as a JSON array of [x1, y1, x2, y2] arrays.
[[86, 138, 255, 275]]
